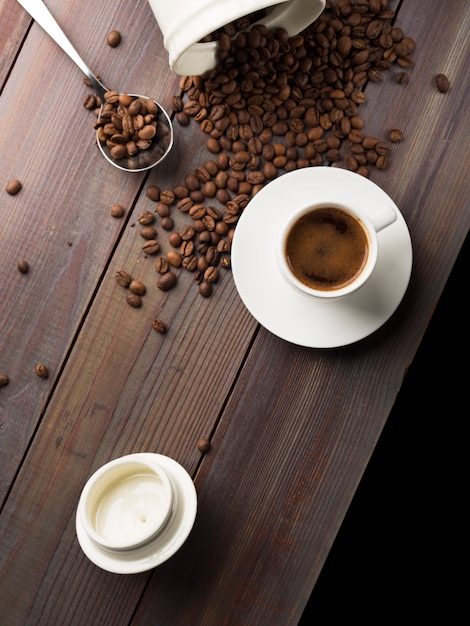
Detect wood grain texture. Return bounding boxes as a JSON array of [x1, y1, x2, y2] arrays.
[[0, 0, 469, 624], [0, 0, 180, 498]]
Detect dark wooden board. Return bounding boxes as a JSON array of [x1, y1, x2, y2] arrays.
[[0, 0, 468, 624]]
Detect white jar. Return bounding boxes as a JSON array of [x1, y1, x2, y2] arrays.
[[148, 0, 326, 76]]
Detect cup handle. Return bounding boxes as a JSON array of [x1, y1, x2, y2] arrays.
[[369, 205, 397, 232]]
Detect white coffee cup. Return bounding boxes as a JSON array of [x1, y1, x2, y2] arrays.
[[147, 0, 326, 75], [278, 201, 397, 300], [77, 455, 174, 551]]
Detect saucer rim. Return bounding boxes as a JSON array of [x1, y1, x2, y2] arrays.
[[231, 166, 413, 348], [75, 453, 197, 574]]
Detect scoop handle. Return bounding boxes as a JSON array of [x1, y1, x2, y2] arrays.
[[16, 0, 108, 97]]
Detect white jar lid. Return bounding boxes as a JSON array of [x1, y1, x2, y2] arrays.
[[148, 0, 325, 76]]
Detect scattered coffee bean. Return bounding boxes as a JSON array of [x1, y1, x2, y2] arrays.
[[140, 225, 158, 240], [83, 93, 97, 110], [114, 270, 132, 287], [389, 129, 404, 143], [168, 232, 182, 248], [142, 240, 160, 255], [197, 438, 211, 453], [151, 318, 167, 333], [198, 280, 212, 297], [146, 185, 160, 201], [0, 373, 9, 387], [106, 30, 121, 48], [138, 210, 155, 225], [111, 203, 125, 218], [435, 73, 450, 93], [17, 259, 29, 274], [129, 279, 146, 296], [35, 364, 49, 379], [126, 292, 142, 308], [167, 250, 183, 268], [155, 257, 169, 274], [157, 271, 177, 291], [395, 71, 410, 85], [161, 216, 174, 231], [6, 179, 22, 195]]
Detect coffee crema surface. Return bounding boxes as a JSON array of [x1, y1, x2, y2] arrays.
[[285, 206, 369, 291]]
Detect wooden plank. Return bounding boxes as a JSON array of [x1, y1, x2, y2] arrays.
[[0, 0, 30, 88], [0, 0, 180, 498], [131, 1, 470, 624]]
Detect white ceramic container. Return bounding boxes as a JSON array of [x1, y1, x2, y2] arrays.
[[147, 0, 326, 75]]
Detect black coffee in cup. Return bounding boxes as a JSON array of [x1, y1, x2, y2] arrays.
[[285, 206, 370, 291]]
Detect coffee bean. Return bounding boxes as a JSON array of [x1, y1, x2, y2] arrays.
[[156, 203, 171, 218], [157, 271, 177, 291], [162, 218, 174, 234], [152, 318, 167, 334], [204, 266, 219, 283], [168, 232, 182, 247], [126, 292, 142, 307], [106, 30, 121, 47], [160, 189, 176, 205], [375, 155, 389, 170], [110, 144, 127, 160], [111, 203, 125, 218], [167, 250, 183, 268], [6, 179, 22, 195], [17, 259, 29, 274], [129, 279, 146, 295], [146, 185, 160, 201], [197, 438, 211, 453], [142, 240, 160, 255], [0, 373, 9, 387], [182, 254, 197, 271], [389, 129, 404, 143], [395, 71, 410, 85], [114, 270, 132, 287], [180, 239, 195, 256], [140, 225, 158, 240], [35, 364, 49, 379], [180, 224, 195, 240], [198, 280, 212, 297], [435, 73, 450, 93], [83, 94, 96, 110], [138, 210, 155, 225], [153, 258, 168, 276]]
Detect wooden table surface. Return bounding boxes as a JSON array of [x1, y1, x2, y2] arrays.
[[1, 0, 468, 624]]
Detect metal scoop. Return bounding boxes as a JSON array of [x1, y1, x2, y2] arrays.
[[17, 0, 173, 172]]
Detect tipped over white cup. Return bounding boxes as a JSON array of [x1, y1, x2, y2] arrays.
[[147, 0, 326, 75]]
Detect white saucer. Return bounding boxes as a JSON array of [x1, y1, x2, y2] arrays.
[[75, 453, 197, 574], [231, 167, 413, 348]]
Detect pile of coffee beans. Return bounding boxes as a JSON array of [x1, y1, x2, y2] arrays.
[[95, 91, 166, 161], [143, 0, 414, 299], [199, 9, 267, 43], [79, 1, 417, 314]]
